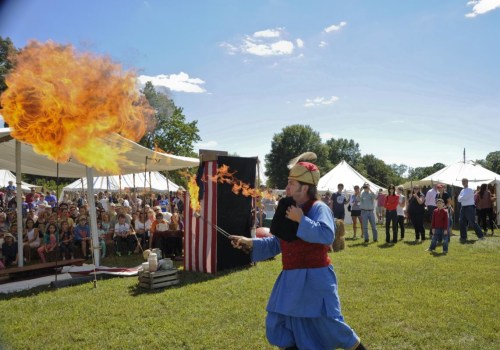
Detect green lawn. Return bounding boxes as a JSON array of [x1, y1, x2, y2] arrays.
[[0, 225, 499, 350]]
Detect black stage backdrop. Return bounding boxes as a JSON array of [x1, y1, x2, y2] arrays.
[[216, 156, 256, 271]]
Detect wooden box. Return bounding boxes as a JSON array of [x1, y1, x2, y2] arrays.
[[138, 268, 179, 290]]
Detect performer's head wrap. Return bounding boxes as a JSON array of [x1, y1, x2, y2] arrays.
[[287, 152, 320, 185]]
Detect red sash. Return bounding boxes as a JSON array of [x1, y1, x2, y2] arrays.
[[281, 199, 331, 270]]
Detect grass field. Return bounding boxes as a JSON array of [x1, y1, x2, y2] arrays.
[[0, 225, 499, 350]]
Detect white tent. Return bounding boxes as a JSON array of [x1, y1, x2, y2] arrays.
[[318, 160, 385, 194], [60, 172, 179, 198], [401, 160, 500, 224], [318, 160, 386, 224], [0, 128, 199, 177], [401, 160, 499, 189], [0, 127, 199, 267], [0, 169, 39, 192]]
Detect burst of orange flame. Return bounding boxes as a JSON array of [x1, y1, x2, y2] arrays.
[[182, 171, 200, 212], [0, 40, 153, 173], [210, 164, 258, 197]]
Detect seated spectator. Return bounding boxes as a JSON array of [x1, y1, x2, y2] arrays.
[[37, 223, 59, 263], [150, 212, 169, 249], [114, 213, 135, 256], [1, 232, 18, 268], [22, 218, 40, 262], [59, 221, 74, 260], [133, 211, 147, 251], [97, 220, 107, 258], [74, 216, 91, 259], [0, 212, 10, 235]]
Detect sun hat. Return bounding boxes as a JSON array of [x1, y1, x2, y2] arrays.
[[287, 152, 320, 185]]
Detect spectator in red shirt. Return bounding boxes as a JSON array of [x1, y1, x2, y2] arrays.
[[426, 198, 449, 254], [384, 185, 399, 243]]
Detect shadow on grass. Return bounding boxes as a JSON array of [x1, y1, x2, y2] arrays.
[[459, 239, 477, 245], [127, 263, 255, 296], [404, 240, 425, 246], [430, 251, 448, 258], [377, 242, 395, 249]]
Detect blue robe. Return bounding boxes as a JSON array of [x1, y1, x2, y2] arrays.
[[252, 200, 360, 350]]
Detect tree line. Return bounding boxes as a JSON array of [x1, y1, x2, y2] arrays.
[[264, 124, 500, 189]]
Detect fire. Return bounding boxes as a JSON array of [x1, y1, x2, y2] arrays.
[[210, 164, 258, 197], [0, 40, 153, 173], [183, 171, 200, 212]]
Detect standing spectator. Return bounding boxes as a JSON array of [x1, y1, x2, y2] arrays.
[[331, 184, 349, 220], [384, 185, 398, 243], [376, 189, 386, 224], [425, 184, 438, 236], [5, 181, 16, 198], [261, 188, 277, 220], [408, 185, 426, 241], [45, 191, 57, 208], [396, 186, 406, 240], [426, 198, 449, 254], [458, 178, 485, 243], [436, 184, 453, 237], [359, 182, 378, 243], [476, 184, 495, 236], [349, 185, 363, 239], [25, 188, 36, 210], [173, 190, 184, 216]]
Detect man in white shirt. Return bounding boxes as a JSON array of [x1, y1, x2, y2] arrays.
[[458, 178, 484, 243], [425, 184, 438, 235]]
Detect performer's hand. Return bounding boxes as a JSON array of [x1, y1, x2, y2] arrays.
[[286, 205, 303, 223], [229, 235, 253, 250]]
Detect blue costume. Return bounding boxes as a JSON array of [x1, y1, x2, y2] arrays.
[[251, 200, 360, 350]]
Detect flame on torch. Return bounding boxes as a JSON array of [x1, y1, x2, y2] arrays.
[[0, 40, 153, 173]]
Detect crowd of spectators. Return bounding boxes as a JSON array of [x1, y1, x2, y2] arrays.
[[0, 183, 186, 268]]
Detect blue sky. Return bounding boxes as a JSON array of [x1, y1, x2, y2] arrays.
[[1, 0, 499, 179]]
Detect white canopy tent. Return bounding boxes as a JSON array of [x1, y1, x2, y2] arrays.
[[0, 169, 39, 192], [318, 160, 386, 224], [60, 172, 179, 198], [0, 127, 199, 267], [401, 160, 499, 224]]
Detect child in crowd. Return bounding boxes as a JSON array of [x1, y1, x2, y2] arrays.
[[97, 220, 107, 258], [426, 198, 449, 254], [59, 221, 74, 260], [1, 232, 18, 268], [114, 213, 135, 256], [74, 216, 91, 259], [37, 223, 59, 263]]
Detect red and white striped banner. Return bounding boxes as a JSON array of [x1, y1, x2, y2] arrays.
[[184, 161, 217, 273]]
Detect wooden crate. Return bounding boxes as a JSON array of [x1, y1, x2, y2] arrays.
[[138, 268, 179, 290]]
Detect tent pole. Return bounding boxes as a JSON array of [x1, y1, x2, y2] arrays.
[[15, 141, 24, 267], [166, 171, 171, 210], [86, 167, 100, 269]]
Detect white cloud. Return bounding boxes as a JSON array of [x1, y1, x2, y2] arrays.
[[319, 41, 328, 48], [222, 27, 301, 57], [304, 96, 339, 107], [138, 72, 206, 93], [466, 0, 500, 17], [253, 29, 281, 38], [243, 39, 294, 56], [324, 21, 347, 33]]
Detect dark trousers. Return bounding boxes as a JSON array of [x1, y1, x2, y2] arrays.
[[427, 205, 436, 234], [459, 205, 484, 240], [385, 210, 397, 242], [115, 235, 136, 254], [397, 215, 405, 239], [479, 208, 495, 233], [410, 212, 425, 240]]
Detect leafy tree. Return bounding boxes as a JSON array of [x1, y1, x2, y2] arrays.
[[0, 36, 17, 95], [265, 125, 328, 188], [140, 82, 201, 186], [484, 151, 500, 174], [357, 154, 400, 187], [325, 138, 361, 166], [407, 163, 445, 181]]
